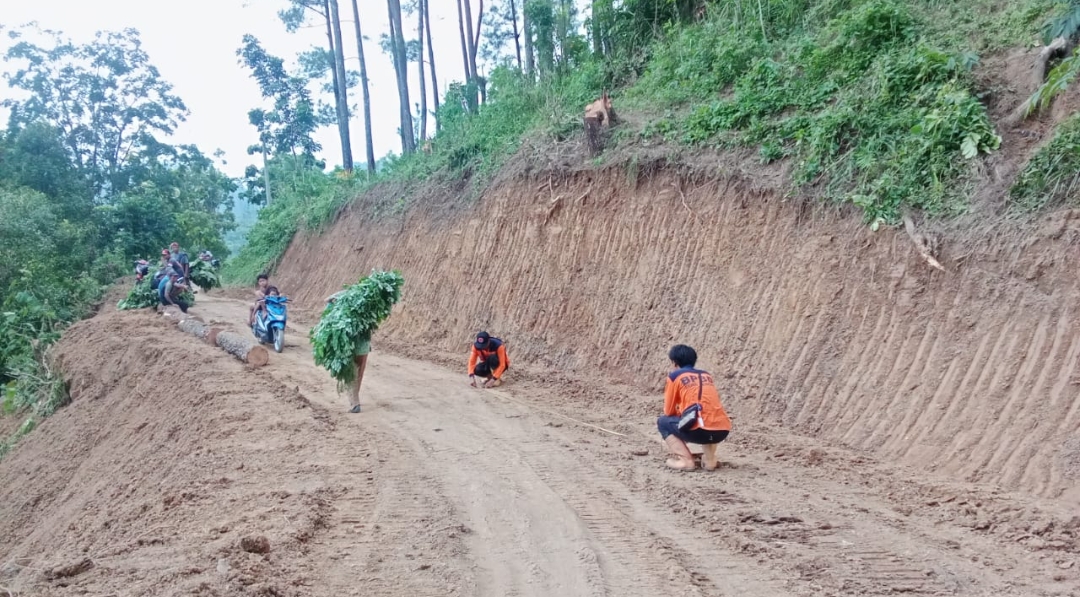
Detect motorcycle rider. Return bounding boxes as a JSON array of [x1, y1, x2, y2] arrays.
[[248, 274, 270, 326], [254, 286, 280, 323]]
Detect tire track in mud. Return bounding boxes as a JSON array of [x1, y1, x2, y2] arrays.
[[346, 355, 794, 597], [146, 296, 1080, 596]]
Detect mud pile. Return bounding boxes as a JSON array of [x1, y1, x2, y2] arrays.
[[0, 310, 335, 596]]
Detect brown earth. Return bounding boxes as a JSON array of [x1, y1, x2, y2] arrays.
[[273, 158, 1080, 504], [1, 294, 1078, 597], [3, 46, 1080, 597]]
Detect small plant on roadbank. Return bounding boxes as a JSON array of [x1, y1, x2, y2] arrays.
[[311, 270, 404, 386]]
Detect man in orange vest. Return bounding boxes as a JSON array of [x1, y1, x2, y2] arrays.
[[658, 344, 732, 471], [468, 331, 509, 388]]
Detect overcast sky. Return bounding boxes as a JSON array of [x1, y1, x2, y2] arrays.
[[0, 0, 476, 176]]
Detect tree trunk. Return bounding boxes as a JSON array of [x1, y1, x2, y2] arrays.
[[455, 0, 475, 111], [165, 311, 261, 365], [472, 0, 486, 103], [417, 0, 428, 141], [350, 0, 377, 175], [509, 0, 523, 71], [262, 145, 272, 205], [387, 0, 416, 153], [591, 0, 601, 55], [327, 0, 354, 171], [423, 0, 440, 130], [523, 2, 535, 79], [216, 331, 270, 367], [177, 316, 211, 339]]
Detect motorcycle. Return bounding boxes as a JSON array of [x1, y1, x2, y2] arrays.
[[252, 295, 289, 353]]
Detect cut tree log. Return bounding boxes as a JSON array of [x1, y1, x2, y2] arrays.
[[215, 331, 269, 367], [177, 317, 212, 340], [164, 307, 267, 367]]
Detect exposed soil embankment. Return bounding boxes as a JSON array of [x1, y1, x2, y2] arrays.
[[0, 310, 339, 595], [274, 163, 1080, 500]]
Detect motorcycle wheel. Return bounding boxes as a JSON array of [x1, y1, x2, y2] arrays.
[[273, 327, 284, 353]]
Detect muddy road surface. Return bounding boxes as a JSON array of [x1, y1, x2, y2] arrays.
[[1, 294, 1077, 597]]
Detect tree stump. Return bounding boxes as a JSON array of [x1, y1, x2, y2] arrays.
[[215, 331, 269, 367]]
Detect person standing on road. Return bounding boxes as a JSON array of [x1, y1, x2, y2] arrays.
[[468, 331, 510, 388], [657, 345, 732, 471], [169, 242, 190, 282], [326, 290, 370, 414], [311, 271, 404, 416]]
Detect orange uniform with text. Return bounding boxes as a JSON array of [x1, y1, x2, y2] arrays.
[[663, 368, 731, 431]]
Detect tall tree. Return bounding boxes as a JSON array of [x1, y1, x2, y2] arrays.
[[386, 0, 416, 153], [509, 0, 523, 70], [422, 0, 441, 130], [237, 34, 327, 205], [416, 0, 429, 141], [456, 0, 487, 109], [523, 1, 535, 78], [327, 0, 354, 171], [455, 0, 474, 110], [2, 27, 188, 198], [480, 0, 524, 69], [349, 0, 377, 174], [279, 0, 353, 170]]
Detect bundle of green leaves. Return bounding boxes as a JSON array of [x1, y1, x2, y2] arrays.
[[117, 282, 159, 310], [116, 281, 195, 310], [189, 259, 220, 290], [310, 270, 404, 386]]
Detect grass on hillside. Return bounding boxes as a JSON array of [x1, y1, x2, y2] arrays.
[[226, 0, 1068, 284]]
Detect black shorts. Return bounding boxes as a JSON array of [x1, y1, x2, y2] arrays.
[[473, 354, 503, 378], [657, 415, 729, 444]]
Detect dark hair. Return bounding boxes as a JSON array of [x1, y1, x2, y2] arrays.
[[668, 344, 698, 368], [266, 286, 279, 295], [257, 274, 269, 282]]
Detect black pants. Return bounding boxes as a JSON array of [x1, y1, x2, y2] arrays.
[[473, 354, 501, 378], [657, 415, 729, 444]]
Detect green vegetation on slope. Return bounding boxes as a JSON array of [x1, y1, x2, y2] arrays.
[[227, 0, 1073, 285], [0, 27, 236, 458], [1011, 112, 1080, 210]]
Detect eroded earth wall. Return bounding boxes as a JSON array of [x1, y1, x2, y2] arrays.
[[274, 168, 1080, 499]]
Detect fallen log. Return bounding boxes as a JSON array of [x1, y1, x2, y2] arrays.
[[177, 317, 212, 340], [215, 330, 269, 367], [163, 307, 267, 367]]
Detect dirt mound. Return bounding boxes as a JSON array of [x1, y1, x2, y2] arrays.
[[271, 158, 1080, 502], [0, 309, 337, 596]]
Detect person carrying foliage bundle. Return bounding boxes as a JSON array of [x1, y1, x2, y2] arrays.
[[311, 270, 405, 414], [657, 344, 732, 471]]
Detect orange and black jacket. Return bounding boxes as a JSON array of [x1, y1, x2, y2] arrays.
[[468, 338, 509, 379], [664, 367, 732, 431]]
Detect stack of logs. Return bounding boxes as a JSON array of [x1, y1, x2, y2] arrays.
[[161, 307, 269, 367]]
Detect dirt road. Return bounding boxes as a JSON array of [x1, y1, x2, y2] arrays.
[[1, 294, 1077, 596]]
